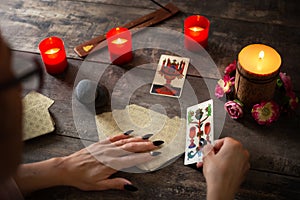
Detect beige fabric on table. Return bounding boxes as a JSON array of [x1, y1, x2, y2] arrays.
[[95, 104, 186, 171]]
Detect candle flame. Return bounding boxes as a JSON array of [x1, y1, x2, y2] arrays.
[[259, 51, 264, 59], [112, 38, 128, 45], [45, 48, 60, 55], [189, 26, 204, 32], [257, 51, 265, 71]]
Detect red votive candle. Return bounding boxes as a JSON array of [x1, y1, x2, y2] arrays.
[[184, 15, 210, 51], [106, 27, 133, 65], [39, 36, 68, 74]]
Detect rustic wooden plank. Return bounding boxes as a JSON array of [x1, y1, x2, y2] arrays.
[[222, 112, 300, 177], [97, 66, 300, 176], [74, 3, 180, 57], [0, 0, 153, 57], [14, 51, 300, 178], [2, 1, 299, 198], [122, 16, 300, 89], [23, 134, 300, 200], [81, 17, 300, 90], [1, 0, 300, 89], [81, 0, 300, 27]]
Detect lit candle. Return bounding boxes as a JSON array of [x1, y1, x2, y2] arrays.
[[184, 15, 210, 51], [106, 27, 133, 65], [235, 44, 281, 107], [39, 37, 68, 74]]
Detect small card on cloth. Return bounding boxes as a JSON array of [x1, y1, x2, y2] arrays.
[[22, 91, 55, 140], [95, 104, 186, 171]]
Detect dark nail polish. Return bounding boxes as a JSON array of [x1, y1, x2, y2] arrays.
[[124, 184, 138, 192], [124, 130, 134, 135], [153, 140, 164, 146], [142, 133, 153, 140], [200, 138, 207, 147], [150, 151, 161, 156]]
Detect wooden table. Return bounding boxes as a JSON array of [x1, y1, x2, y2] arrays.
[[1, 1, 300, 199]]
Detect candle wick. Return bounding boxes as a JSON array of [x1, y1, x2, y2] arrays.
[[150, 0, 172, 13]]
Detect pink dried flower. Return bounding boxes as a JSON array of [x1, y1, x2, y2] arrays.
[[224, 100, 244, 119], [251, 101, 280, 125], [224, 60, 237, 75], [215, 84, 224, 98], [215, 75, 235, 98], [287, 92, 299, 110], [279, 72, 293, 94]]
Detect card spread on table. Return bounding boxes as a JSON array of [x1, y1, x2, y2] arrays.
[[184, 99, 214, 165], [22, 91, 55, 140], [150, 55, 190, 98]]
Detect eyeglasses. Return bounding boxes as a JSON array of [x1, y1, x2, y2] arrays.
[[0, 56, 44, 94]]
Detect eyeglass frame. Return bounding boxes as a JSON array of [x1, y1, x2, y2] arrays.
[[0, 57, 44, 91]]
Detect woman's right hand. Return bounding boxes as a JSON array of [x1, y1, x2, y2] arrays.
[[202, 137, 250, 200]]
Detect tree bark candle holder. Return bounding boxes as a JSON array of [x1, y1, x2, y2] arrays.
[[235, 44, 281, 108]]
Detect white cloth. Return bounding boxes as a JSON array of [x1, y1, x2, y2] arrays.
[[95, 104, 186, 171]]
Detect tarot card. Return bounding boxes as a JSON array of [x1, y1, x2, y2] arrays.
[[184, 99, 214, 165], [150, 55, 190, 98]]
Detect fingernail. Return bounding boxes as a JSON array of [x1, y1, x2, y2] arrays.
[[202, 143, 214, 157], [150, 151, 161, 156], [153, 140, 164, 146], [142, 133, 153, 140], [124, 130, 134, 135], [124, 184, 138, 192]]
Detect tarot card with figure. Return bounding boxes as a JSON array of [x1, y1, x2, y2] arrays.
[[184, 99, 214, 165], [150, 55, 190, 98]]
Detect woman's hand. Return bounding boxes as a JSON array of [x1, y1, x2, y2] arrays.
[[14, 133, 162, 194], [60, 133, 160, 191], [198, 137, 250, 200]]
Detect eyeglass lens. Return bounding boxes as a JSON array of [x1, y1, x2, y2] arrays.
[[12, 56, 40, 93]]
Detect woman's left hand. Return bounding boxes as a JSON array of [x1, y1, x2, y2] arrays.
[[59, 133, 160, 191]]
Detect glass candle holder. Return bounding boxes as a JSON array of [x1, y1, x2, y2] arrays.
[[39, 36, 68, 74], [184, 15, 210, 51], [106, 27, 133, 65]]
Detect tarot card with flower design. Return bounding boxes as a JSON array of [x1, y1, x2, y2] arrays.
[[184, 99, 214, 165]]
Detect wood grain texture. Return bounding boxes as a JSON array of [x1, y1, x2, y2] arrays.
[[83, 0, 300, 27], [23, 135, 300, 200], [1, 0, 300, 199], [1, 0, 300, 89]]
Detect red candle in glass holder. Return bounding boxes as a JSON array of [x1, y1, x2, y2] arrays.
[[39, 36, 68, 74], [184, 15, 210, 51], [106, 27, 133, 65]]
